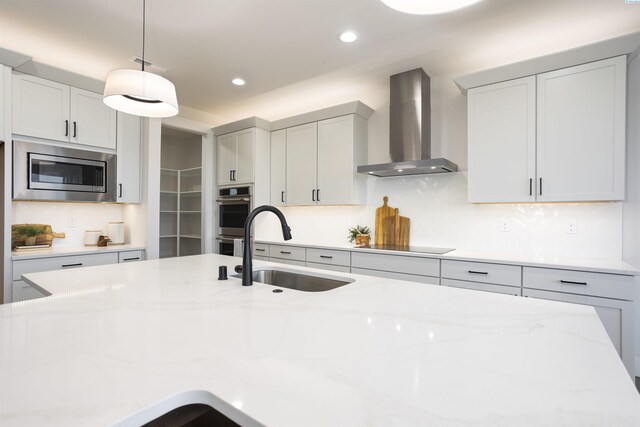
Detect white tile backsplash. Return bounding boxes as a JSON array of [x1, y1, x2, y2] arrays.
[[12, 202, 124, 248], [255, 172, 622, 259]]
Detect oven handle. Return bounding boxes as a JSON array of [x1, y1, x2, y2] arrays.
[[216, 236, 242, 243], [216, 197, 250, 203]]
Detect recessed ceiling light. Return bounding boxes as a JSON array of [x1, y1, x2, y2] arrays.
[[430, 166, 437, 170], [380, 0, 483, 15], [397, 169, 404, 172], [231, 78, 246, 86], [338, 30, 358, 43]]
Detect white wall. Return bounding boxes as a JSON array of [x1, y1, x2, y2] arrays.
[[12, 201, 123, 247], [256, 172, 622, 259]]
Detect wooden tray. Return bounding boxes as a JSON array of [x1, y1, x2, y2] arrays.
[[11, 224, 65, 249]]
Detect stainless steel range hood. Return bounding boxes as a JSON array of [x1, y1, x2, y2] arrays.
[[357, 68, 458, 177]]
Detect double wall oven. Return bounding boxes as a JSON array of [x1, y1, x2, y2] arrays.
[[216, 186, 252, 256]]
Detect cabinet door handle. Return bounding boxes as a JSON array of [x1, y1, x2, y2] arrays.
[[468, 270, 488, 275], [539, 177, 542, 195], [255, 248, 266, 252], [281, 191, 285, 203], [65, 120, 69, 136], [529, 178, 532, 196], [319, 255, 333, 259], [123, 257, 140, 261], [560, 280, 587, 286], [280, 250, 291, 254], [312, 189, 316, 201], [73, 121, 77, 138], [119, 183, 123, 198], [317, 188, 320, 202], [61, 263, 83, 268]]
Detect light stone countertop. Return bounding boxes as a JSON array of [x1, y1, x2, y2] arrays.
[[11, 244, 146, 260], [256, 239, 640, 275], [1, 254, 638, 426]]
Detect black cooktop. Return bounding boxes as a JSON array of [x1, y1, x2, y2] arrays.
[[356, 245, 454, 255]]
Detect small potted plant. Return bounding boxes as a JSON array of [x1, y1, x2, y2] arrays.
[[348, 225, 371, 247], [13, 224, 45, 246]]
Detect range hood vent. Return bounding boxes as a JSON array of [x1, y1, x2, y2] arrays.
[[357, 68, 458, 177]]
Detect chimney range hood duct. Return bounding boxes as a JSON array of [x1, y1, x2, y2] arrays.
[[357, 68, 458, 177]]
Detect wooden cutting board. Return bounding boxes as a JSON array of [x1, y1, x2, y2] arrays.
[[11, 224, 65, 248], [375, 197, 410, 247], [375, 196, 398, 245]]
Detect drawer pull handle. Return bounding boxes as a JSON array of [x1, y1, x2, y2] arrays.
[[468, 270, 488, 275], [280, 251, 292, 254], [61, 263, 83, 268], [123, 257, 140, 261], [319, 255, 333, 259], [560, 280, 587, 286], [255, 248, 266, 252]]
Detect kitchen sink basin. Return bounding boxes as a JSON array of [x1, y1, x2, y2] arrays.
[[233, 268, 354, 292]]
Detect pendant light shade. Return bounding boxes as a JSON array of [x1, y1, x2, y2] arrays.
[[380, 0, 483, 14], [103, 0, 178, 118], [103, 69, 178, 117]]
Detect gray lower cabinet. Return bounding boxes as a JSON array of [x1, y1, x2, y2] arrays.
[[12, 249, 145, 303], [254, 242, 636, 375], [441, 260, 521, 296], [305, 248, 350, 273], [522, 267, 635, 375], [351, 252, 440, 283]]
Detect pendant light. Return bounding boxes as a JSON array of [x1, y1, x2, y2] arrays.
[[103, 0, 178, 117], [380, 0, 483, 15]]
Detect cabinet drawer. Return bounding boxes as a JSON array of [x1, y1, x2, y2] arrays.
[[306, 262, 350, 274], [270, 245, 305, 262], [119, 250, 144, 263], [306, 248, 350, 267], [254, 255, 270, 262], [441, 260, 521, 287], [441, 278, 521, 296], [253, 243, 270, 257], [351, 252, 439, 277], [268, 258, 306, 267], [523, 267, 634, 301], [351, 267, 439, 285], [13, 252, 119, 281]]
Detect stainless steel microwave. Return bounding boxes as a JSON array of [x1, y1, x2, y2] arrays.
[[13, 140, 116, 202]]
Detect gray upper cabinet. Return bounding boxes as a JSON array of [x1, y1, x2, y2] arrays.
[[467, 55, 626, 203], [12, 73, 117, 150]]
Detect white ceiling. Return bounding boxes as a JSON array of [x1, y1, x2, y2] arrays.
[[2, 0, 640, 123]]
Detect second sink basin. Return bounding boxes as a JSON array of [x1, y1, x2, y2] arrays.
[[233, 267, 354, 292]]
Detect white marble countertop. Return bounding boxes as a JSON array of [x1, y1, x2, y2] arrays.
[[11, 244, 146, 260], [1, 254, 638, 426], [256, 239, 640, 275]]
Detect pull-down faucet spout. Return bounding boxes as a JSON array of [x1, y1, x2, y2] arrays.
[[242, 205, 292, 286]]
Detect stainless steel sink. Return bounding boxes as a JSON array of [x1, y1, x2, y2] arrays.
[[233, 268, 354, 292]]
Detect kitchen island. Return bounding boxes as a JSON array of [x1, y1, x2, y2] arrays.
[[1, 254, 639, 426]]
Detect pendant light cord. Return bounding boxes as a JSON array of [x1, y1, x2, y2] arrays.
[[141, 0, 146, 71]]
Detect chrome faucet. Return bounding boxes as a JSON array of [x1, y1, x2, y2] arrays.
[[242, 205, 292, 286]]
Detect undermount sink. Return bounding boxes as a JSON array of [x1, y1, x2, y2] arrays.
[[233, 268, 354, 292]]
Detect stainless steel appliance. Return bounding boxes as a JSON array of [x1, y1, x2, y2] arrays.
[[357, 68, 459, 177], [13, 140, 116, 202], [216, 186, 252, 255]]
